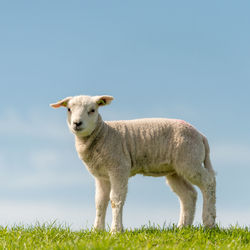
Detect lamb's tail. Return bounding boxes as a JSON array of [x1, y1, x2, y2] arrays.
[[202, 135, 215, 175]]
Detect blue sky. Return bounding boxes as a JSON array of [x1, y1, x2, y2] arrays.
[[0, 1, 250, 229]]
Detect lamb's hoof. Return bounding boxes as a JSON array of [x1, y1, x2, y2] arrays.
[[110, 227, 123, 234], [92, 226, 105, 232], [203, 215, 216, 228], [204, 223, 216, 229], [177, 222, 192, 228]]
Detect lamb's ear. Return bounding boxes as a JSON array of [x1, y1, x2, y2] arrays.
[[94, 95, 114, 106], [50, 97, 72, 108]]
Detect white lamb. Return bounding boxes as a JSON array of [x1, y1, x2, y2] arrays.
[[50, 95, 216, 232]]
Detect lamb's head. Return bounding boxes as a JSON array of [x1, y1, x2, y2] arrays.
[[50, 95, 114, 137]]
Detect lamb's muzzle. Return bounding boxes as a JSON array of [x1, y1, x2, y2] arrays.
[[72, 121, 83, 131], [50, 94, 216, 232]]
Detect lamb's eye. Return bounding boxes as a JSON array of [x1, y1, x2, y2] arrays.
[[88, 109, 95, 114], [67, 108, 71, 112]]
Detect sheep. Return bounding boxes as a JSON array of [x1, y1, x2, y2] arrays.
[[50, 95, 216, 232]]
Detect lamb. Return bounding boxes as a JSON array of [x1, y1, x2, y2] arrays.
[[50, 95, 216, 232]]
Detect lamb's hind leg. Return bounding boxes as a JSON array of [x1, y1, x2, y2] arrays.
[[177, 164, 216, 228], [198, 170, 216, 228], [166, 173, 197, 227]]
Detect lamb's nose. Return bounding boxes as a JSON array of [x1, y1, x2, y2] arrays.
[[73, 121, 82, 129]]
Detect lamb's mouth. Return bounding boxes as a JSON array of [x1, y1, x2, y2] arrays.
[[72, 127, 91, 137], [74, 127, 83, 131], [73, 128, 84, 134]]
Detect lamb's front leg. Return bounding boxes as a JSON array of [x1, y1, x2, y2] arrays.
[[94, 178, 111, 231], [109, 173, 129, 233]]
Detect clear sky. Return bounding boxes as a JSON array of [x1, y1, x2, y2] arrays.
[[0, 1, 250, 229]]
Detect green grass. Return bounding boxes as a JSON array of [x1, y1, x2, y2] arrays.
[[0, 223, 250, 249]]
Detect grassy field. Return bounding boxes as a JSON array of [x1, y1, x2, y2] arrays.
[[0, 224, 250, 249]]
